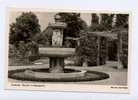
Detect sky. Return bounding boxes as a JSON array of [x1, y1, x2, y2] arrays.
[[9, 11, 92, 31]]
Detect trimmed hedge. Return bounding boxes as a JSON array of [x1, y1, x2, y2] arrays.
[[75, 32, 106, 66], [9, 41, 39, 66]]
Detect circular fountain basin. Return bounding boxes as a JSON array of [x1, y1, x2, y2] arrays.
[[39, 47, 75, 57], [11, 69, 86, 79], [8, 68, 109, 82]]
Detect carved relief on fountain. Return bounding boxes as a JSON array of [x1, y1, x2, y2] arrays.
[[52, 29, 63, 47]]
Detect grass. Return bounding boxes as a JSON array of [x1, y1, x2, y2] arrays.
[[8, 57, 33, 66]]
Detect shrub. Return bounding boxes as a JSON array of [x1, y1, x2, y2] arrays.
[[9, 44, 19, 58], [33, 27, 53, 47], [9, 12, 40, 44], [75, 31, 107, 66], [9, 40, 39, 66], [26, 40, 39, 61]]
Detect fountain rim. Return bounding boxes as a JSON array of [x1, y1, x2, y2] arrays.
[[8, 68, 110, 82], [39, 47, 75, 57]]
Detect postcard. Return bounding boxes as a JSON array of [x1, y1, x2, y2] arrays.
[[5, 8, 131, 93]]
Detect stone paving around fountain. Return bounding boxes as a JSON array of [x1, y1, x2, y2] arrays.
[[8, 58, 127, 85]]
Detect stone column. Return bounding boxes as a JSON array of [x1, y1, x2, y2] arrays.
[[97, 36, 100, 66], [50, 28, 65, 73], [106, 38, 109, 62], [117, 31, 123, 69], [49, 22, 66, 73]]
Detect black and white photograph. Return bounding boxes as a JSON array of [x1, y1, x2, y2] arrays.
[[5, 8, 130, 93]]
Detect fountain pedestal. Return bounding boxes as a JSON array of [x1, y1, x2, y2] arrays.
[[40, 14, 72, 73], [49, 57, 64, 73], [39, 47, 75, 73]]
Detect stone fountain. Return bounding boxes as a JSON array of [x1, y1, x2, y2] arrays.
[[8, 14, 109, 82], [39, 14, 75, 73]]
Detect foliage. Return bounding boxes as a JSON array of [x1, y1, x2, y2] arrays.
[[57, 13, 87, 38], [33, 27, 52, 47], [56, 13, 87, 47], [9, 41, 39, 66], [9, 12, 40, 44], [26, 40, 39, 61], [89, 14, 114, 31], [100, 14, 113, 30], [76, 32, 97, 66], [75, 31, 107, 66], [91, 13, 99, 25], [90, 14, 128, 31], [116, 14, 129, 29], [88, 24, 108, 31]]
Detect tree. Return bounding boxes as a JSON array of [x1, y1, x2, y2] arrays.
[[91, 13, 99, 25], [89, 14, 114, 31], [100, 14, 114, 30], [56, 13, 87, 47], [116, 14, 129, 29], [9, 12, 40, 44], [33, 27, 52, 46], [57, 13, 87, 38], [89, 24, 107, 31]]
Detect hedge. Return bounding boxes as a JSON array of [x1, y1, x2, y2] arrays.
[[9, 40, 39, 66], [75, 32, 106, 66]]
